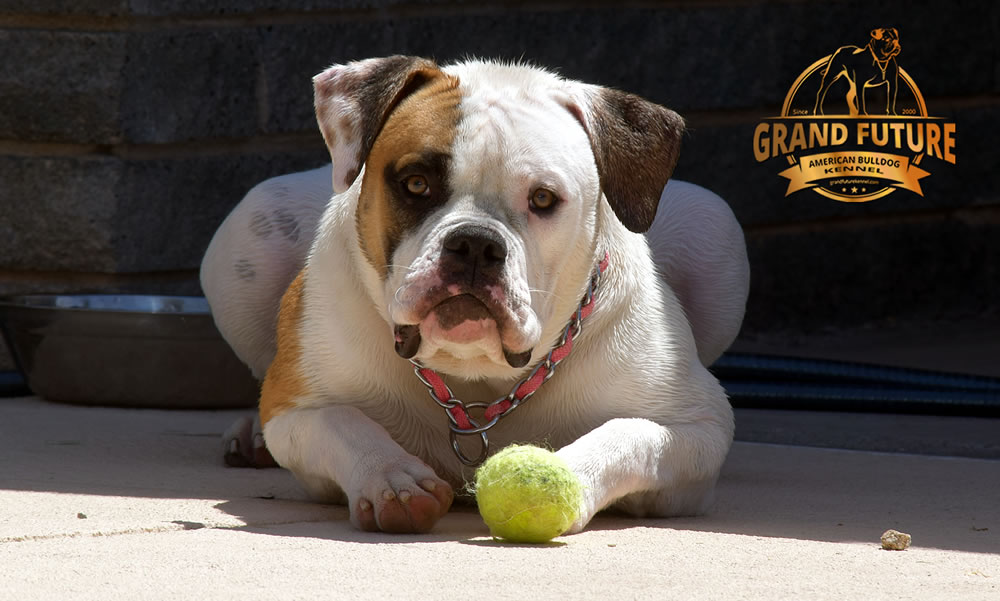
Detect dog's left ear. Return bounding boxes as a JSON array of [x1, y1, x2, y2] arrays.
[[562, 85, 685, 233]]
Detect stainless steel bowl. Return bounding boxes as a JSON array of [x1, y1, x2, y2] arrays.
[[0, 294, 258, 408]]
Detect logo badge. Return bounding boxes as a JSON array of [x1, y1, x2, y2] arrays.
[[753, 28, 956, 202]]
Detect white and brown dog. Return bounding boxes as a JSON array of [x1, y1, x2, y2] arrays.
[[201, 56, 749, 535]]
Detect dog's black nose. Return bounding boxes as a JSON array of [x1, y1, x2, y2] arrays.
[[442, 225, 507, 282], [443, 225, 507, 264]]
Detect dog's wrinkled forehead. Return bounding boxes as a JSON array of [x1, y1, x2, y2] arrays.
[[349, 61, 592, 278], [445, 63, 599, 219]]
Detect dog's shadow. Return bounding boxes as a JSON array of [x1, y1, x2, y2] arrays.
[[214, 496, 499, 545], [214, 495, 620, 546]]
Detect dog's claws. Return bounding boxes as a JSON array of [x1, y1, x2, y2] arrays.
[[224, 438, 250, 468]]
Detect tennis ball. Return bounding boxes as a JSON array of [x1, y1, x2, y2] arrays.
[[474, 444, 583, 543]]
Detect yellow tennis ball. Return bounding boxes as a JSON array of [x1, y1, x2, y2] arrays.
[[474, 444, 583, 543]]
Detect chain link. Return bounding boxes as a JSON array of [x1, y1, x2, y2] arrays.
[[410, 253, 607, 466]]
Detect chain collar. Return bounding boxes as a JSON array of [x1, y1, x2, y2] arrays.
[[409, 252, 609, 466]]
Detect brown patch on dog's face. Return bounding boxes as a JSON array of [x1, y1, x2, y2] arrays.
[[356, 74, 462, 278]]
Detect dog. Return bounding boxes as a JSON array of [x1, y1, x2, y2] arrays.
[[201, 56, 749, 534], [814, 28, 902, 116]]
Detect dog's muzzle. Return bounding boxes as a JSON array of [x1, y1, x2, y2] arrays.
[[391, 224, 534, 368]]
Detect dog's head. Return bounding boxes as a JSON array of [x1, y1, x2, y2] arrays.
[[869, 28, 901, 61], [313, 56, 683, 379]]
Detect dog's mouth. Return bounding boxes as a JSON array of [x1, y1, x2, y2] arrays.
[[393, 293, 534, 368]]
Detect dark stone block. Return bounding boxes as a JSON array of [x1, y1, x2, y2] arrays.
[[126, 1, 520, 18], [0, 273, 203, 298], [258, 21, 394, 135], [0, 155, 121, 272], [0, 147, 327, 273], [111, 146, 329, 272], [994, 3, 1000, 94], [0, 1, 129, 16], [743, 219, 1000, 334], [0, 0, 408, 17], [0, 31, 125, 144], [127, 0, 374, 17], [0, 29, 264, 144], [120, 30, 260, 144]]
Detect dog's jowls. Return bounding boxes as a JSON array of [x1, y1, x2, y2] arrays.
[[201, 56, 749, 534]]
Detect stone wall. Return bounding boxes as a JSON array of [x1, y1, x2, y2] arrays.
[[1, 1, 998, 368]]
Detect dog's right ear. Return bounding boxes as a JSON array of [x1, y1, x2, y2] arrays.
[[314, 56, 442, 194]]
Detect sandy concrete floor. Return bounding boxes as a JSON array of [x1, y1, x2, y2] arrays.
[[1, 396, 997, 600]]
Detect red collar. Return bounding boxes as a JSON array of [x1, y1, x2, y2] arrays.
[[410, 252, 609, 466]]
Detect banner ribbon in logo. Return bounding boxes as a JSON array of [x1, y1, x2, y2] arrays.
[[778, 151, 932, 196]]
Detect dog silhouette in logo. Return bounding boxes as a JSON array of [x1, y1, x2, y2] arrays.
[[814, 28, 902, 116]]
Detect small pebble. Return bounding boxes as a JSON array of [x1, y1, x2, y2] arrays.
[[880, 529, 911, 550]]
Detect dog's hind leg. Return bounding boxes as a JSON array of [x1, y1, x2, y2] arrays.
[[201, 165, 332, 467], [646, 181, 749, 366], [201, 165, 332, 378]]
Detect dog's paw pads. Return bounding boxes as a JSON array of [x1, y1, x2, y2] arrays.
[[350, 460, 453, 534]]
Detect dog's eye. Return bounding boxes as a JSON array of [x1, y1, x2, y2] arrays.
[[403, 175, 430, 197], [529, 188, 558, 211]]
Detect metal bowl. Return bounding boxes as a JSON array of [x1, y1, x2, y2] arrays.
[[0, 295, 258, 408]]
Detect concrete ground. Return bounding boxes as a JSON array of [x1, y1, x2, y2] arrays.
[[1, 395, 997, 600]]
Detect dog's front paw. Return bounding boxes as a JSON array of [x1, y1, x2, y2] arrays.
[[349, 456, 453, 533]]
